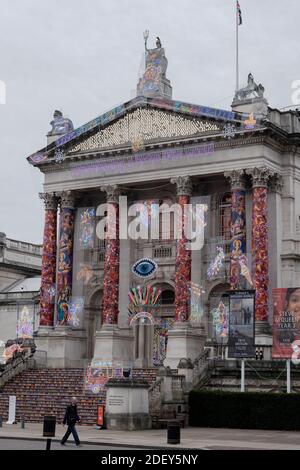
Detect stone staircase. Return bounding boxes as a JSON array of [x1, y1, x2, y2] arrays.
[[0, 368, 158, 425], [197, 359, 300, 393]]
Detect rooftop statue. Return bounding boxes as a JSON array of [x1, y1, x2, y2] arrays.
[[137, 30, 172, 99], [234, 73, 265, 101], [48, 110, 74, 136]]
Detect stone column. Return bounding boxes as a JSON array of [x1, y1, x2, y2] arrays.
[[56, 190, 76, 326], [225, 170, 247, 290], [171, 176, 192, 322], [165, 176, 205, 369], [39, 193, 58, 327], [246, 167, 272, 324], [101, 185, 120, 325], [92, 185, 133, 366]]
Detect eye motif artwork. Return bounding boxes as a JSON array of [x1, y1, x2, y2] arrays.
[[132, 258, 158, 279]]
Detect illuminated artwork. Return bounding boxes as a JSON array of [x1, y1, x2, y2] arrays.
[[16, 305, 34, 338], [57, 208, 75, 325], [132, 258, 158, 279], [40, 207, 57, 327], [212, 301, 229, 338], [228, 290, 255, 359], [85, 361, 123, 394], [127, 285, 161, 320], [76, 263, 93, 285], [207, 246, 225, 280], [189, 282, 205, 325], [239, 254, 253, 287], [68, 297, 84, 327], [230, 189, 246, 290], [244, 112, 257, 130], [79, 208, 95, 249]]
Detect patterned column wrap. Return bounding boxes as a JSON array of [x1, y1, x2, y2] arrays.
[[57, 192, 75, 326], [252, 186, 269, 321], [102, 202, 120, 325], [174, 192, 192, 322], [39, 193, 57, 327], [230, 189, 246, 290]]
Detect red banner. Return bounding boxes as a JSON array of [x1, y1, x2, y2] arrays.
[[272, 288, 300, 359]]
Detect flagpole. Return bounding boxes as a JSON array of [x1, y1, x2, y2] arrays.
[[236, 1, 239, 92]]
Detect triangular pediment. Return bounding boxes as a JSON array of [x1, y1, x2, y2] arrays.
[[27, 96, 249, 165], [68, 107, 221, 154]]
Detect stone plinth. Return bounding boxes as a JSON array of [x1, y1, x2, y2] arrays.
[[164, 322, 206, 369], [105, 378, 151, 431]]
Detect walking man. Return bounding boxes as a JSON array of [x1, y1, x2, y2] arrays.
[[61, 397, 81, 446]]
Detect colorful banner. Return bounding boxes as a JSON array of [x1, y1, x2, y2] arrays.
[[228, 290, 255, 358], [272, 288, 300, 359]]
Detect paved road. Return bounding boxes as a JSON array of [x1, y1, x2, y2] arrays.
[[0, 438, 140, 450]]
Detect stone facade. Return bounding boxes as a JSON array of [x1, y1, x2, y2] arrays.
[[26, 67, 300, 369]]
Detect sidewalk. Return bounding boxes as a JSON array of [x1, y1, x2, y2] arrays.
[[1, 423, 300, 450]]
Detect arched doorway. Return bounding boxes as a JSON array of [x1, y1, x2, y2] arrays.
[[84, 288, 103, 360]]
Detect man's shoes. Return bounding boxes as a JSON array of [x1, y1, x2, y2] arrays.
[[76, 443, 81, 447], [60, 442, 66, 446]]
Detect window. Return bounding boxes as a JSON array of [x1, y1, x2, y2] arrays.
[[219, 193, 231, 241], [160, 290, 175, 305]]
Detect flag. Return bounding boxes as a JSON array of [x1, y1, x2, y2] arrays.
[[237, 1, 242, 25]]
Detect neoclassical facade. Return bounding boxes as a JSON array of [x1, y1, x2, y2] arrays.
[[27, 42, 300, 369]]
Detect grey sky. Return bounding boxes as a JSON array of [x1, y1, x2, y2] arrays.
[[0, 0, 299, 243]]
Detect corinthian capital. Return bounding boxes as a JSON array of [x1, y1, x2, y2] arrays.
[[246, 166, 274, 188], [224, 169, 246, 190], [171, 176, 192, 196], [101, 184, 120, 203], [39, 192, 58, 210], [57, 190, 76, 209]]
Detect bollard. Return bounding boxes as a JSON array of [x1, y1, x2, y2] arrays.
[[43, 415, 56, 451], [167, 420, 180, 445], [21, 416, 25, 429], [0, 416, 2, 428]]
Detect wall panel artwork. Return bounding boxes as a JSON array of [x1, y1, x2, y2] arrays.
[[174, 195, 191, 322], [252, 187, 268, 321], [230, 190, 246, 290], [57, 208, 75, 325], [79, 208, 95, 249], [17, 303, 34, 338], [102, 202, 119, 324], [40, 209, 57, 326]]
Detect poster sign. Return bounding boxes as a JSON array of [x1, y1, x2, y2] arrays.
[[228, 290, 255, 358], [6, 395, 16, 424], [272, 288, 300, 359]]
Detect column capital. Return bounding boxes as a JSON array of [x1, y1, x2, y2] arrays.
[[171, 176, 192, 197], [224, 169, 246, 190], [39, 192, 58, 210], [246, 166, 274, 188], [101, 184, 120, 203], [57, 190, 76, 209], [269, 173, 284, 194]]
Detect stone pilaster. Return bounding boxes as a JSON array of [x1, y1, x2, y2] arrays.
[[225, 170, 247, 290], [39, 192, 58, 327], [56, 191, 76, 326]]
